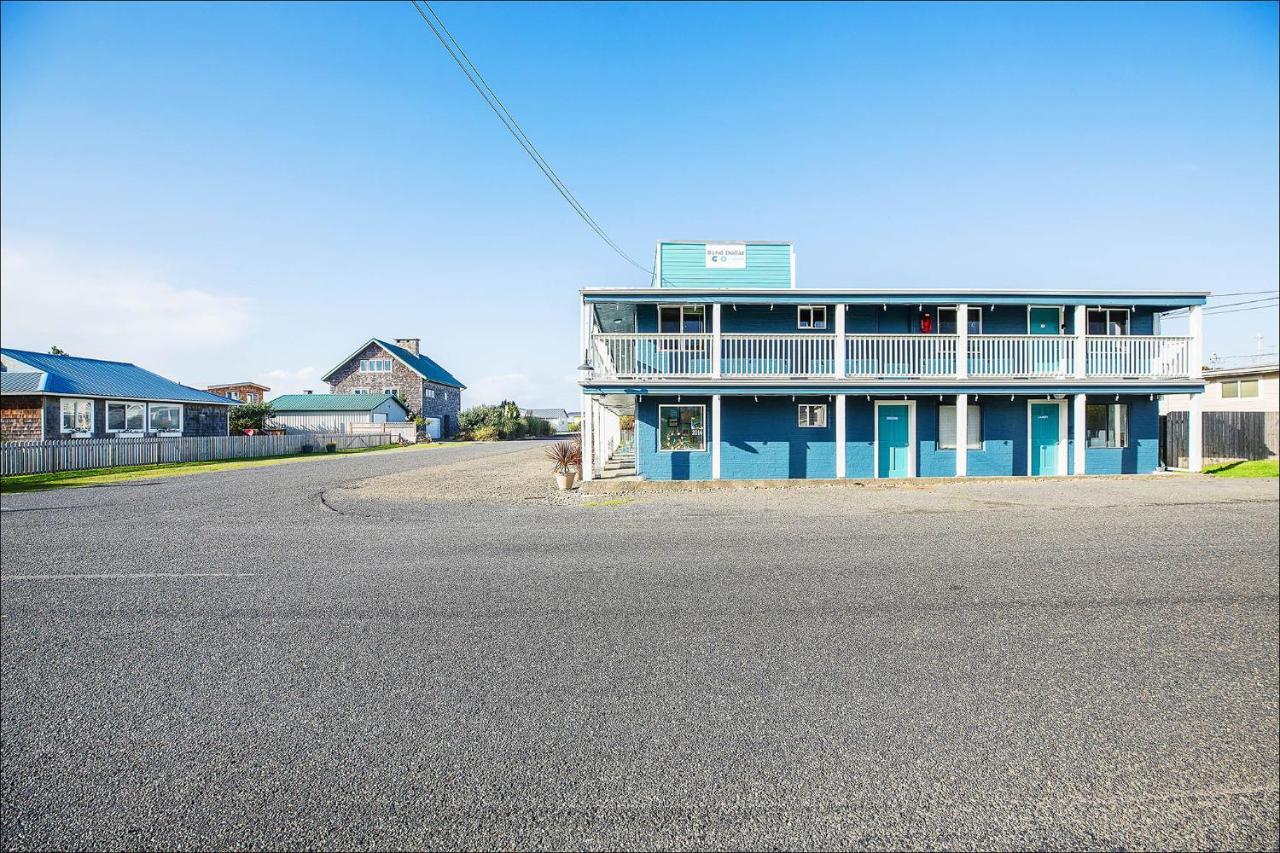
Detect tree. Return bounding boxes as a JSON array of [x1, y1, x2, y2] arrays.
[[229, 401, 275, 433], [48, 346, 68, 355]]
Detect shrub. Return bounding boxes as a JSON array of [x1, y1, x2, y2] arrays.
[[618, 414, 635, 432], [230, 401, 275, 433], [472, 425, 501, 442]]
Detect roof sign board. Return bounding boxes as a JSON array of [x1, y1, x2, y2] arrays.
[[705, 243, 747, 269]]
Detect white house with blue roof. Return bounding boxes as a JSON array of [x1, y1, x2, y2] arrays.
[[577, 240, 1209, 482], [0, 348, 235, 441]]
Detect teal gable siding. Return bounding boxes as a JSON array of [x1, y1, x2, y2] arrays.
[[720, 396, 836, 479], [657, 242, 792, 289], [637, 396, 714, 481]]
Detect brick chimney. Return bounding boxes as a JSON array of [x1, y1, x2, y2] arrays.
[[395, 337, 420, 356], [304, 390, 313, 394]]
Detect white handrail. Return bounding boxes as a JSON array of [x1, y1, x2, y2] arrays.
[[722, 334, 836, 377], [967, 334, 1074, 377], [845, 334, 958, 377], [1086, 335, 1191, 378]]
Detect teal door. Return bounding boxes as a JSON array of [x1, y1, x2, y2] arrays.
[[877, 404, 911, 478], [1030, 402, 1061, 476], [1028, 307, 1060, 334]]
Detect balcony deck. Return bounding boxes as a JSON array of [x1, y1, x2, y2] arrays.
[[588, 333, 1194, 382]]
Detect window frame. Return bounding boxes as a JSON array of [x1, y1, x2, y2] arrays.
[[1085, 402, 1129, 449], [937, 306, 983, 335], [147, 403, 183, 434], [797, 403, 828, 428], [382, 387, 399, 397], [359, 358, 393, 373], [105, 400, 147, 434], [423, 388, 436, 399], [797, 305, 828, 330], [59, 398, 94, 434], [1239, 379, 1260, 398], [1086, 308, 1131, 336], [352, 389, 370, 395], [657, 403, 706, 452], [937, 404, 983, 450]]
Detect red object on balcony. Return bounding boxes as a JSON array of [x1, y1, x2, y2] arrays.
[[920, 313, 933, 333]]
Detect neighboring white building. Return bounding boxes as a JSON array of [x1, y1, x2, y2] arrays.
[[524, 408, 573, 433], [1161, 363, 1279, 414], [268, 392, 410, 434]]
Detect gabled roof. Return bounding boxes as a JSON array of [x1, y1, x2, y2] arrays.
[[526, 408, 569, 420], [208, 381, 271, 391], [268, 393, 411, 413], [320, 338, 466, 389], [0, 349, 236, 405]]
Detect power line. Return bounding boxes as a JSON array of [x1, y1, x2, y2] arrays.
[[408, 0, 653, 280], [1163, 295, 1280, 317], [1202, 300, 1279, 317], [1208, 289, 1280, 298]]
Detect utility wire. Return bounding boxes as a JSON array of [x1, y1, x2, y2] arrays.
[[1202, 300, 1279, 317], [408, 0, 654, 280]]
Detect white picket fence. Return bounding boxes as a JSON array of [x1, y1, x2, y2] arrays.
[[0, 433, 399, 476]]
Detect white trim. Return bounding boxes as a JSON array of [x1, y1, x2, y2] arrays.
[[104, 400, 147, 434], [657, 403, 707, 452], [1027, 304, 1065, 334], [789, 245, 797, 288], [59, 397, 94, 434], [1026, 398, 1068, 477], [938, 401, 982, 450], [834, 394, 847, 477], [1073, 304, 1088, 379], [938, 304, 983, 335], [711, 303, 722, 379], [147, 402, 183, 435], [711, 395, 721, 479], [358, 358, 394, 373], [1072, 393, 1087, 475], [873, 399, 916, 479]]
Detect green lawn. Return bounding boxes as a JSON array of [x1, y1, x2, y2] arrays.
[[1203, 459, 1280, 478], [0, 441, 470, 493]]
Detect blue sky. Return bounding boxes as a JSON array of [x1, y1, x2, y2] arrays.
[[2, 1, 1276, 405]]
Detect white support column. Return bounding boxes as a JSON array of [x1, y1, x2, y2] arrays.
[[1073, 393, 1086, 476], [712, 303, 723, 379], [711, 394, 722, 480], [954, 394, 968, 477], [955, 302, 969, 379], [580, 393, 594, 481], [1073, 304, 1087, 379], [835, 394, 847, 477], [834, 304, 846, 378], [1188, 303, 1204, 473]]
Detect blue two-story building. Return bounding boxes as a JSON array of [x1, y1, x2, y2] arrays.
[[578, 240, 1208, 482]]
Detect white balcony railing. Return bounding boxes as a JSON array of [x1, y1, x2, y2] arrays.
[[967, 335, 1074, 377], [722, 334, 836, 377], [587, 332, 1195, 382], [846, 334, 958, 377], [1086, 335, 1191, 378]]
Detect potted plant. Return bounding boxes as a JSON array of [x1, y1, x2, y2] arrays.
[[545, 440, 579, 490]]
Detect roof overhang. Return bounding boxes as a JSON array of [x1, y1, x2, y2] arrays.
[[581, 380, 1205, 396], [581, 288, 1210, 309]]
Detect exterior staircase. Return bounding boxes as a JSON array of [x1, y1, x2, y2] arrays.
[[600, 446, 636, 479]]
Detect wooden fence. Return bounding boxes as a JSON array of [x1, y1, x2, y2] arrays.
[[0, 433, 399, 476], [1161, 411, 1278, 468]]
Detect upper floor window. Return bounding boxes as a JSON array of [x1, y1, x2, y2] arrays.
[[383, 387, 399, 397], [352, 389, 369, 395], [360, 358, 393, 372], [938, 306, 982, 335], [797, 306, 827, 330], [658, 305, 705, 334], [227, 390, 241, 401], [246, 393, 259, 403], [1221, 379, 1259, 399], [60, 398, 93, 433], [423, 388, 436, 399], [1087, 309, 1130, 336]]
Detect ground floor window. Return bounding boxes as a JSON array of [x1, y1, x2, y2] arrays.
[[106, 401, 146, 432], [797, 404, 827, 428], [938, 404, 982, 449], [1221, 379, 1259, 399], [658, 404, 705, 451], [60, 398, 93, 433], [149, 403, 182, 433], [1086, 403, 1128, 448]]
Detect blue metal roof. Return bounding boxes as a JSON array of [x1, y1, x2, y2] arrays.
[[372, 339, 466, 389], [0, 372, 45, 393], [0, 349, 236, 405]]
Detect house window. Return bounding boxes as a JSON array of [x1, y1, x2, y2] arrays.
[[1221, 379, 1259, 399], [797, 306, 827, 330], [148, 403, 183, 433], [383, 387, 398, 397], [938, 404, 982, 449], [938, 306, 982, 335], [1087, 309, 1130, 336], [658, 305, 706, 333], [797, 404, 827, 428], [359, 358, 393, 372], [352, 389, 369, 395], [106, 401, 146, 433], [423, 388, 436, 399], [658, 404, 705, 451], [1086, 403, 1128, 448], [246, 393, 258, 403], [60, 399, 93, 433], [227, 390, 241, 401]]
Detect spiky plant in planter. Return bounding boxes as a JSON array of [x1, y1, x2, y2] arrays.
[[545, 440, 579, 490]]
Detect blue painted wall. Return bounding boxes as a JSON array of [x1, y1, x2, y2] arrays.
[[721, 396, 836, 479], [656, 242, 792, 289], [636, 395, 713, 480]]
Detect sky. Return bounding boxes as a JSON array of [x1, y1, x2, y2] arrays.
[[2, 1, 1277, 406]]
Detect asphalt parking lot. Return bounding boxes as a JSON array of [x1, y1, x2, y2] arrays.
[[2, 441, 1277, 850]]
